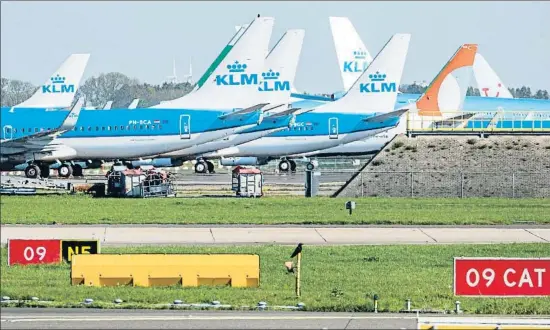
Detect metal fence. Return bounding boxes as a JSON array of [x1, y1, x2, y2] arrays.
[[346, 171, 550, 198]]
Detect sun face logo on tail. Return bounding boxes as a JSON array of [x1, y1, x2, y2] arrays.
[[41, 74, 75, 94], [359, 71, 396, 93], [215, 60, 258, 86], [257, 69, 290, 92], [343, 49, 369, 73]]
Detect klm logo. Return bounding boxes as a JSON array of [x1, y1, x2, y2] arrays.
[[215, 61, 258, 86], [42, 74, 75, 94], [360, 71, 396, 93], [257, 69, 290, 92], [343, 50, 369, 73]]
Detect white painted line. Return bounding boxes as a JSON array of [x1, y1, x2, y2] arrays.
[[3, 315, 418, 323]]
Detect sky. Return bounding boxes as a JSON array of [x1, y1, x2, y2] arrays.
[[1, 1, 549, 93]]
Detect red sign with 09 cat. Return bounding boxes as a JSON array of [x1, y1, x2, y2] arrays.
[[7, 239, 61, 266], [454, 257, 550, 297]]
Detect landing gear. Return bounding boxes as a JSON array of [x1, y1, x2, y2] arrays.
[[39, 164, 51, 178], [278, 159, 297, 173], [58, 164, 73, 178], [72, 164, 84, 177], [306, 162, 315, 171], [206, 160, 215, 173], [195, 161, 208, 174], [194, 160, 215, 174], [25, 164, 41, 179], [278, 159, 291, 172], [289, 160, 297, 172]]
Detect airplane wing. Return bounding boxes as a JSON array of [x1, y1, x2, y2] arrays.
[[1, 97, 84, 155], [267, 107, 302, 118], [362, 109, 409, 123]]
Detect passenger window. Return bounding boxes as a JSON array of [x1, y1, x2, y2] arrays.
[[107, 126, 111, 131], [127, 125, 130, 130], [158, 125, 162, 129], [151, 125, 155, 129], [80, 127, 84, 131], [102, 127, 105, 131], [114, 126, 118, 131], [95, 126, 99, 131], [13, 128, 17, 133], [133, 125, 137, 130], [120, 126, 124, 130], [145, 125, 149, 129], [140, 125, 143, 130], [22, 128, 25, 133], [88, 127, 92, 131]]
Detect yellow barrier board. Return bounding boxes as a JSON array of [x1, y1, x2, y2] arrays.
[[71, 254, 260, 288]]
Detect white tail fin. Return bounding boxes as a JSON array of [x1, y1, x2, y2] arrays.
[[315, 33, 411, 114], [329, 17, 373, 92], [254, 29, 305, 106], [158, 16, 274, 109], [128, 98, 140, 109], [473, 53, 513, 98], [15, 54, 90, 109]]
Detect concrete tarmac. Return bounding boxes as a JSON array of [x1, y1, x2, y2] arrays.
[[2, 309, 549, 330], [0, 308, 419, 329], [1, 225, 549, 246]]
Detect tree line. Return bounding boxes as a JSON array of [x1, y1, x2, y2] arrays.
[[1, 73, 549, 108]]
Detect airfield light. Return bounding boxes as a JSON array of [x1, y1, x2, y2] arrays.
[[373, 294, 379, 313]]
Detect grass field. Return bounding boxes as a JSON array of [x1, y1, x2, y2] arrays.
[[1, 244, 549, 314], [2, 195, 550, 225]]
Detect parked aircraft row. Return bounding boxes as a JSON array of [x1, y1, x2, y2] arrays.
[[1, 15, 549, 178]]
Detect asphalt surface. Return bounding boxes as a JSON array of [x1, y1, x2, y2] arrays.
[[1, 225, 549, 246], [0, 309, 416, 329], [3, 309, 549, 330]]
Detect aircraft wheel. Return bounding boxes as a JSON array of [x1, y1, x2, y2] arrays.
[[25, 164, 41, 179], [289, 160, 297, 172], [195, 161, 208, 174], [58, 164, 73, 178], [278, 160, 290, 172], [72, 164, 84, 177], [306, 162, 315, 171], [39, 164, 51, 178], [206, 161, 215, 173]]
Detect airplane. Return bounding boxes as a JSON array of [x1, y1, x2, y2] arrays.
[[1, 53, 90, 174], [216, 43, 479, 172], [1, 15, 297, 179], [154, 28, 306, 174], [311, 17, 550, 111], [197, 33, 413, 171]]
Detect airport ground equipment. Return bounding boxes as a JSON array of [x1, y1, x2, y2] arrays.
[[0, 175, 73, 195], [105, 165, 175, 198], [305, 169, 320, 197], [231, 166, 263, 197], [71, 254, 260, 288]]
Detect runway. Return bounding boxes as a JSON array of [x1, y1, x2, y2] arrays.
[[2, 309, 549, 330], [1, 225, 549, 246]]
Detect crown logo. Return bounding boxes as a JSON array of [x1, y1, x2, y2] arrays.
[[369, 71, 386, 82], [261, 69, 280, 80], [354, 50, 368, 60], [50, 74, 66, 84], [227, 61, 247, 73]]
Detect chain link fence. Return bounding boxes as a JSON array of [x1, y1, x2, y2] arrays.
[[341, 171, 550, 198]]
